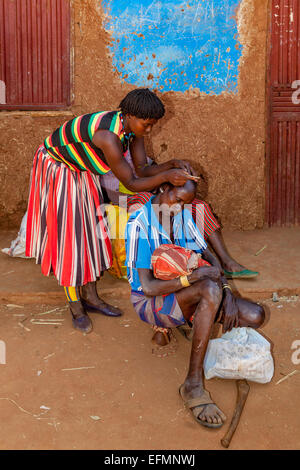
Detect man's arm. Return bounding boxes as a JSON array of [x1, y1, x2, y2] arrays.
[[138, 265, 222, 298]]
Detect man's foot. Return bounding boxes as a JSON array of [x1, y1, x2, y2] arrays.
[[179, 383, 226, 428], [222, 261, 259, 279], [69, 301, 93, 334], [222, 260, 247, 273], [208, 232, 257, 277]]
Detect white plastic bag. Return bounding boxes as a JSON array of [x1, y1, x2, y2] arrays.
[[203, 327, 274, 384], [1, 212, 31, 258]]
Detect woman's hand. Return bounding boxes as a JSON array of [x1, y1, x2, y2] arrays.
[[221, 290, 239, 333], [165, 168, 197, 186], [170, 159, 198, 176]]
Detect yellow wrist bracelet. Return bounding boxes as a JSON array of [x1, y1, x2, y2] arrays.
[[180, 275, 191, 288]]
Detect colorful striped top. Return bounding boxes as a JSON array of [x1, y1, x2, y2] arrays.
[[44, 111, 133, 174]]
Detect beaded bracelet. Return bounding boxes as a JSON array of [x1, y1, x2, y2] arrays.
[[222, 284, 232, 292]]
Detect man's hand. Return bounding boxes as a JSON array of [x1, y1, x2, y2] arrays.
[[189, 266, 222, 283], [221, 290, 239, 333]]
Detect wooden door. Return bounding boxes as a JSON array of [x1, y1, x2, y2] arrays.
[[0, 0, 71, 110], [267, 0, 300, 226]]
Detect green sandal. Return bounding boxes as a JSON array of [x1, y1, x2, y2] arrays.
[[224, 269, 259, 279]]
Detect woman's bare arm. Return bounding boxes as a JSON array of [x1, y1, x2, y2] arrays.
[[130, 137, 198, 178], [92, 130, 193, 192]]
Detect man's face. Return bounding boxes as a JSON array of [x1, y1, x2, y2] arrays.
[[162, 186, 196, 215], [127, 115, 158, 137]]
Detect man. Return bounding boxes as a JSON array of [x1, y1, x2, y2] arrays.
[[125, 180, 265, 428]]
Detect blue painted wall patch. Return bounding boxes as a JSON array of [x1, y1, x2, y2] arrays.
[[102, 0, 242, 94]]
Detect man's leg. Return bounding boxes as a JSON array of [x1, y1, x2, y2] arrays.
[[207, 230, 247, 273], [191, 199, 258, 277], [175, 278, 227, 426]]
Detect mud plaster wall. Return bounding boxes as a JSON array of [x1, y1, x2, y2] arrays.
[[0, 0, 268, 230]]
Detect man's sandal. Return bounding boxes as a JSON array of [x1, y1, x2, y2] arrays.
[[179, 384, 224, 429]]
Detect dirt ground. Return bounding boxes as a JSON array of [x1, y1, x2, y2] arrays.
[[0, 293, 299, 451]]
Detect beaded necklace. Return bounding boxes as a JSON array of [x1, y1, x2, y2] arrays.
[[119, 113, 135, 147]]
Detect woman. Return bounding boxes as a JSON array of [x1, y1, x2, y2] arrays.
[[125, 180, 265, 428], [26, 88, 193, 334]]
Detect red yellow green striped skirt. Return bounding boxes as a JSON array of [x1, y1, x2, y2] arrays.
[[25, 145, 112, 286]]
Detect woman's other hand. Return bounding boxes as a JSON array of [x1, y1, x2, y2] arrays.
[[165, 168, 197, 186], [170, 159, 198, 176]]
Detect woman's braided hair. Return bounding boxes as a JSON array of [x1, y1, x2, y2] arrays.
[[119, 88, 165, 120]]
